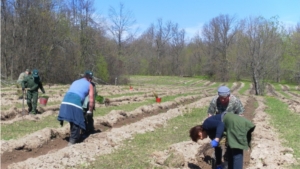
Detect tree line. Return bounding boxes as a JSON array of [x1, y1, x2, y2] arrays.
[[1, 0, 300, 95]]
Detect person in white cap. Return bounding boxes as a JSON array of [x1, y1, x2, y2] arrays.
[[207, 86, 244, 117], [206, 85, 245, 168]]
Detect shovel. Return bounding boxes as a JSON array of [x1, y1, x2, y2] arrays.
[[22, 90, 25, 116], [21, 89, 30, 116]]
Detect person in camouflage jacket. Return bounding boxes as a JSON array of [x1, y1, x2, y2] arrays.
[[21, 69, 45, 114], [16, 69, 31, 99], [207, 86, 244, 117], [206, 86, 244, 168]]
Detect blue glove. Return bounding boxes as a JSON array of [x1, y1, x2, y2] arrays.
[[216, 165, 223, 169], [210, 139, 219, 148]]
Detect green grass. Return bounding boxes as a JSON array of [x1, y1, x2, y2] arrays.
[[239, 81, 250, 95], [106, 92, 149, 98], [264, 97, 300, 168], [130, 75, 206, 87], [1, 115, 60, 140], [81, 107, 208, 169], [1, 101, 62, 111], [271, 83, 292, 99]]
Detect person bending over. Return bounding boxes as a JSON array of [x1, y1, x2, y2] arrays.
[[190, 112, 255, 169]]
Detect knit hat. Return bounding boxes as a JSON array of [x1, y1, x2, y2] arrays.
[[218, 86, 230, 97], [32, 69, 39, 77]]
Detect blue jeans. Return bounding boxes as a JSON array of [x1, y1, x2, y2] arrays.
[[227, 147, 243, 169]]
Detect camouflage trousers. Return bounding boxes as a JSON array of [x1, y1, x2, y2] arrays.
[[26, 90, 39, 114]]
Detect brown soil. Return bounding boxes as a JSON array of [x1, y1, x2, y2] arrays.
[[1, 139, 68, 169], [231, 82, 242, 92], [282, 85, 289, 91], [242, 96, 256, 168], [267, 84, 278, 96], [1, 97, 199, 169]]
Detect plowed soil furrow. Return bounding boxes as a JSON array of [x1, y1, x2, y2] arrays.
[[1, 95, 205, 169], [247, 96, 296, 168], [1, 88, 206, 123], [231, 82, 242, 93], [4, 96, 214, 169], [267, 84, 278, 96]]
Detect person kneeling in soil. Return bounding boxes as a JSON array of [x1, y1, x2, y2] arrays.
[[57, 71, 95, 146], [189, 112, 255, 169]]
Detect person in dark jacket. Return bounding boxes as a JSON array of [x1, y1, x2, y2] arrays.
[[189, 112, 255, 169], [57, 71, 95, 146], [21, 69, 45, 114]]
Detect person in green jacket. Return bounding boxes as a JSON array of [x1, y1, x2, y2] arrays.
[[21, 69, 45, 114], [16, 69, 31, 99], [189, 112, 255, 169]]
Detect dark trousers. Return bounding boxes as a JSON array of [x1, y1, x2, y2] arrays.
[[83, 109, 95, 132], [69, 122, 81, 144], [215, 146, 222, 165], [227, 147, 243, 169]]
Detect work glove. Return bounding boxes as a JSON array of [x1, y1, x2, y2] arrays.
[[216, 165, 223, 169], [60, 120, 64, 127], [86, 110, 92, 116], [210, 139, 219, 148]]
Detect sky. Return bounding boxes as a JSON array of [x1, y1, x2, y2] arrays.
[[93, 0, 300, 40]]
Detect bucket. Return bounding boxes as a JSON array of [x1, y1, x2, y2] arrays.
[[156, 97, 161, 103], [39, 97, 48, 106]]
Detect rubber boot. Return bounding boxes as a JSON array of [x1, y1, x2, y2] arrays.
[[28, 104, 32, 113], [31, 109, 37, 115]]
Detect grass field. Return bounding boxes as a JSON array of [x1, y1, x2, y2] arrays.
[[1, 75, 299, 168]]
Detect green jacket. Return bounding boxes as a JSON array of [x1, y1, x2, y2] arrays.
[[82, 82, 97, 110], [21, 75, 45, 93], [223, 113, 255, 150]]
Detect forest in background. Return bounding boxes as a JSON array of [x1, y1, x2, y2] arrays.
[[1, 0, 300, 95]]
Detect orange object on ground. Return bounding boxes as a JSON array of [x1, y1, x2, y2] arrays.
[[156, 98, 161, 103]]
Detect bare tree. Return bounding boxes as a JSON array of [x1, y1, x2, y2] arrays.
[[202, 14, 238, 81], [170, 23, 185, 75], [241, 16, 282, 95], [154, 18, 172, 75], [108, 2, 136, 56]]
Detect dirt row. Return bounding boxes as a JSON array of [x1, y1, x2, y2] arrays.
[[0, 83, 244, 169], [1, 95, 210, 169], [267, 84, 300, 114], [3, 82, 298, 168], [1, 87, 211, 123]]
